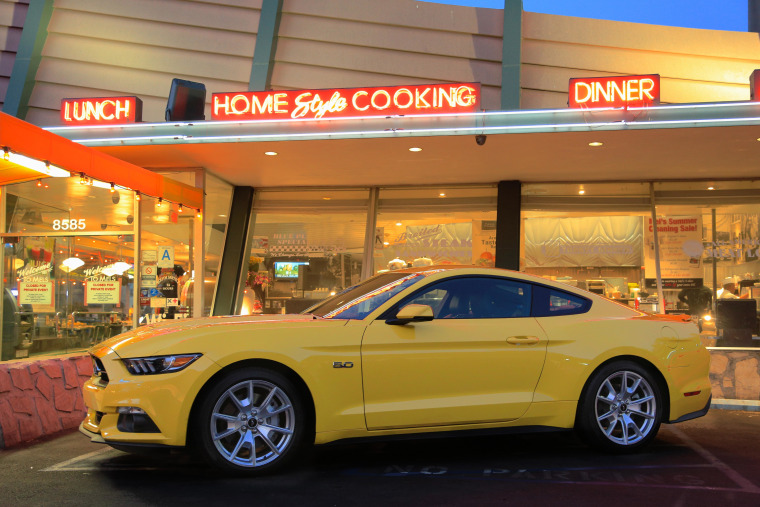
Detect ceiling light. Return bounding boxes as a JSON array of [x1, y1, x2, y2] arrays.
[[579, 189, 586, 195], [439, 193, 446, 197], [60, 257, 85, 272], [264, 151, 278, 156], [383, 241, 390, 246], [322, 197, 332, 200], [3, 150, 70, 177], [707, 186, 715, 190], [396, 222, 402, 226], [588, 142, 603, 147], [409, 147, 422, 152]]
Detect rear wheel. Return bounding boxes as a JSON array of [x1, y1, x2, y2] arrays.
[[577, 361, 663, 452], [194, 368, 308, 474]]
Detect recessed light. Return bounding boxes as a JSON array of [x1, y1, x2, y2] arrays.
[[588, 142, 603, 147], [264, 151, 278, 156], [396, 222, 402, 226], [409, 147, 422, 152], [578, 189, 586, 195], [218, 214, 227, 217], [707, 186, 715, 190], [383, 242, 390, 246], [322, 197, 331, 200], [439, 193, 446, 197]]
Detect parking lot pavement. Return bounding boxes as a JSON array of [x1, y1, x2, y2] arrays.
[[1, 409, 758, 506]]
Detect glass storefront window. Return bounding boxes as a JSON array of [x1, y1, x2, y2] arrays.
[[244, 188, 369, 315], [375, 186, 497, 273], [1, 177, 136, 360], [654, 181, 760, 347], [521, 182, 651, 310], [203, 174, 233, 317], [138, 195, 195, 325]]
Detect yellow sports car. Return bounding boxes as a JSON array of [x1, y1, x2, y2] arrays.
[[80, 266, 711, 474]]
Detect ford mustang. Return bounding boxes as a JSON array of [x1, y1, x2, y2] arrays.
[[80, 266, 711, 474]]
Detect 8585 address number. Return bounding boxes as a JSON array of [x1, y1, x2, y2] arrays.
[[52, 219, 86, 231]]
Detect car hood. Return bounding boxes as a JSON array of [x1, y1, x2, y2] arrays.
[[91, 314, 325, 357]]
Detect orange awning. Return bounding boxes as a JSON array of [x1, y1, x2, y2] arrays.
[[0, 112, 202, 209]]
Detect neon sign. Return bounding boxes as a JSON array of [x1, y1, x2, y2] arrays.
[[61, 97, 142, 125], [212, 83, 480, 121], [568, 75, 660, 109]]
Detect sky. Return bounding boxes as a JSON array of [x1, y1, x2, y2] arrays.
[[418, 1, 748, 32]]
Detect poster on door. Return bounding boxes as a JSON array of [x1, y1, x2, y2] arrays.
[[472, 220, 496, 267], [18, 281, 54, 306], [84, 280, 121, 305], [644, 215, 703, 288]]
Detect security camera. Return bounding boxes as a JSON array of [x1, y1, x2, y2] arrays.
[[100, 223, 108, 230], [475, 134, 487, 146], [126, 215, 134, 225]]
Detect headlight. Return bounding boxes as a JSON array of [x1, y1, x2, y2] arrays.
[[122, 354, 202, 375]]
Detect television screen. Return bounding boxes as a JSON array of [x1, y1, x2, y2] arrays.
[[274, 261, 309, 279]]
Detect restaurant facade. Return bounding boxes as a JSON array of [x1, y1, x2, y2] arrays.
[[1, 0, 760, 407]]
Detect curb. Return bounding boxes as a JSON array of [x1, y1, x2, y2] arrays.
[[711, 398, 760, 412]]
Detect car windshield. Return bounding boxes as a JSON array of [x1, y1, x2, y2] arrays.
[[304, 272, 427, 320]]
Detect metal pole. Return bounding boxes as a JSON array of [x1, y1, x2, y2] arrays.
[[712, 208, 718, 314], [132, 192, 141, 329], [649, 183, 665, 314], [361, 188, 379, 281]]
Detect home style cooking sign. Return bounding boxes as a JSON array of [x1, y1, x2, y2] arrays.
[[211, 83, 481, 121]]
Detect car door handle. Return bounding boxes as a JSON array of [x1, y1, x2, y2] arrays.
[[507, 335, 540, 345]]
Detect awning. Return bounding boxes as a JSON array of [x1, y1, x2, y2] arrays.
[[0, 112, 202, 209]]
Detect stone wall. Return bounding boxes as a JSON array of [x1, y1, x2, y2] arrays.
[[709, 349, 760, 400], [0, 355, 92, 449]]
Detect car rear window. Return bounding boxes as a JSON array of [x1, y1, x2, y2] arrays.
[[532, 285, 591, 317]]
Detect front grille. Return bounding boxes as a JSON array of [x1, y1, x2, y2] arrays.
[[91, 355, 109, 385]]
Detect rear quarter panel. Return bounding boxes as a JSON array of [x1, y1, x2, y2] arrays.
[[531, 300, 711, 422]]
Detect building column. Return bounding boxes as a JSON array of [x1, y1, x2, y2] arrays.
[[249, 0, 284, 92], [212, 186, 255, 316], [495, 180, 521, 271], [3, 0, 54, 119], [500, 0, 523, 110]]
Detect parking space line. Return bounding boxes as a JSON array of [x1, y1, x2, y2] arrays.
[[42, 447, 159, 472], [669, 426, 760, 494]]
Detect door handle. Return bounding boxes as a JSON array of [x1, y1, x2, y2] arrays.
[[507, 335, 539, 345]]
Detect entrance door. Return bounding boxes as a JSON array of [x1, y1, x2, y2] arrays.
[[361, 276, 548, 430]]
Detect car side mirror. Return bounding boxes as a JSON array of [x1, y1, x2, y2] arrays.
[[386, 304, 434, 325]]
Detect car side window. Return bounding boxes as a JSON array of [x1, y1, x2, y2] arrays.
[[531, 285, 591, 317], [398, 277, 532, 319]]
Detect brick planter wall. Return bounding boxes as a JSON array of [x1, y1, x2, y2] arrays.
[[0, 355, 92, 449]]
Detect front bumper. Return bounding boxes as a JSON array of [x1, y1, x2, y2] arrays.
[[81, 348, 220, 447]]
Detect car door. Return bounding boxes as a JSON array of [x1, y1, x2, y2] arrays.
[[361, 276, 548, 430]]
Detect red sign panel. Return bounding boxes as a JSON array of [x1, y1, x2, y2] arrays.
[[61, 96, 143, 125], [568, 75, 660, 109], [211, 83, 480, 121], [750, 69, 760, 101]]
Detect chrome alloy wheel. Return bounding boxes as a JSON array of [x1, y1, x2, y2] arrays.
[[594, 370, 657, 446], [210, 380, 295, 467]]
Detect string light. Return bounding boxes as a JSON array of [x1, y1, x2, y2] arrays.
[[157, 197, 163, 207], [79, 172, 86, 185], [36, 179, 42, 187], [2, 147, 9, 161], [196, 208, 202, 218], [110, 182, 115, 193], [135, 191, 141, 201], [178, 204, 183, 213]]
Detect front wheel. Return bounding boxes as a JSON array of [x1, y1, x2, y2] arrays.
[[194, 368, 309, 474], [577, 361, 663, 453]]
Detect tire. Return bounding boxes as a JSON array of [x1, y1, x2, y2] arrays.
[[194, 367, 309, 474], [577, 360, 663, 453]]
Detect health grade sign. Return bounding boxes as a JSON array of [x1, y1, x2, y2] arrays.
[[212, 83, 480, 121]]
